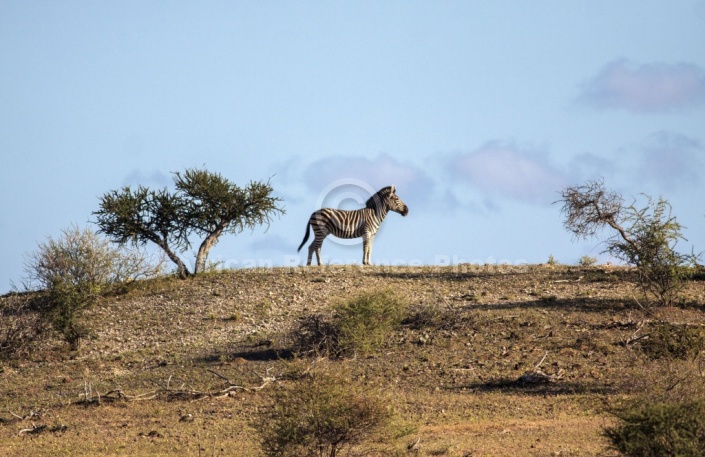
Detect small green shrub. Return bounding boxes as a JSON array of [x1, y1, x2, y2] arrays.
[[334, 290, 408, 355], [604, 399, 705, 456], [255, 368, 392, 457], [639, 322, 705, 360], [292, 290, 408, 358], [578, 255, 598, 267]]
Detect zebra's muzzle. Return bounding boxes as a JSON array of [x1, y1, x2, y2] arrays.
[[400, 205, 409, 216]]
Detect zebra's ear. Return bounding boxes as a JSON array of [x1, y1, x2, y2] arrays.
[[391, 185, 396, 194]]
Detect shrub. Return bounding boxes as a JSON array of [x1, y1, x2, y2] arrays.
[[604, 399, 705, 456], [611, 196, 696, 307], [22, 225, 164, 349], [292, 290, 408, 357], [559, 179, 698, 306], [23, 225, 165, 292], [45, 278, 98, 350], [291, 314, 338, 356], [334, 290, 407, 355], [255, 368, 392, 457], [639, 322, 705, 361], [578, 255, 598, 267]]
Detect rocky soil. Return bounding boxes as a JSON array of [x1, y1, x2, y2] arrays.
[[1, 264, 704, 456]]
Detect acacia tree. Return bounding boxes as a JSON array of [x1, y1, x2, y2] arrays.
[[94, 168, 284, 279], [559, 179, 697, 306]]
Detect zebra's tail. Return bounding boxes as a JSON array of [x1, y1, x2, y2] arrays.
[[297, 220, 311, 252]]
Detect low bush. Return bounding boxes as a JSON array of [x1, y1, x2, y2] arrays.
[[255, 366, 392, 457], [292, 290, 408, 357], [604, 399, 705, 456], [639, 322, 705, 360], [22, 225, 165, 350], [334, 289, 408, 355], [578, 255, 598, 267]]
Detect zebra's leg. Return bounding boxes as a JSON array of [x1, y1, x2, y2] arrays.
[[362, 234, 373, 265], [309, 233, 325, 266], [315, 246, 322, 266], [307, 244, 314, 266]]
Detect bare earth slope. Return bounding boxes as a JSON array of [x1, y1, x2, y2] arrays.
[[1, 265, 704, 456]]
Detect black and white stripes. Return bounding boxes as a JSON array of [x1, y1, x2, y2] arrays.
[[298, 185, 409, 266]]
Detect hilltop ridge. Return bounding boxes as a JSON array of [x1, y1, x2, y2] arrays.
[[1, 265, 704, 456]]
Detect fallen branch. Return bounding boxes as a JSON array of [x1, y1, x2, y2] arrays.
[[618, 320, 648, 348], [534, 351, 548, 371], [208, 368, 275, 398], [8, 410, 38, 421], [18, 424, 67, 436], [75, 368, 276, 405], [18, 424, 46, 435], [516, 351, 564, 385]]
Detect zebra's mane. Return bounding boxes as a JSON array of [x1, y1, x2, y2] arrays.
[[365, 186, 394, 209]]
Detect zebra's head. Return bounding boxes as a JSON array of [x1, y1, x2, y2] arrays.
[[367, 185, 409, 216]]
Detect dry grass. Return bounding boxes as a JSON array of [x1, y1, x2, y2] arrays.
[[1, 264, 704, 456]]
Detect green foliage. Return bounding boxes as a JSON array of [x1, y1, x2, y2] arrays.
[[607, 196, 696, 306], [45, 277, 97, 349], [94, 168, 284, 279], [334, 290, 408, 355], [604, 399, 705, 456], [639, 322, 705, 360], [293, 290, 408, 357], [256, 368, 392, 457], [94, 186, 190, 278], [559, 179, 698, 306], [578, 255, 598, 267]]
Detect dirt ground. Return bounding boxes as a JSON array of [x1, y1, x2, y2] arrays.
[[2, 264, 704, 456]]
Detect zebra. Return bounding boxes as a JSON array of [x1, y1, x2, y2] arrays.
[[297, 185, 409, 266]]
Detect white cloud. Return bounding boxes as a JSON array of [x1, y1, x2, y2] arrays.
[[445, 142, 568, 204], [301, 154, 435, 208], [578, 59, 705, 113]]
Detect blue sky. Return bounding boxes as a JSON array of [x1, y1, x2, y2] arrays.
[[2, 1, 705, 291]]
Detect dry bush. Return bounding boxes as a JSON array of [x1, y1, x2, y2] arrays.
[[559, 179, 698, 306], [619, 321, 705, 404], [608, 322, 705, 455], [23, 224, 165, 292], [254, 365, 393, 457], [578, 255, 598, 267], [22, 225, 166, 350], [0, 294, 46, 359]]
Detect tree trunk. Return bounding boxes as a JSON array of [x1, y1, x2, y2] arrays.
[[194, 226, 225, 274], [154, 238, 191, 279]]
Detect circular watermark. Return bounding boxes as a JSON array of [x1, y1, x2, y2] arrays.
[[313, 178, 377, 246]]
